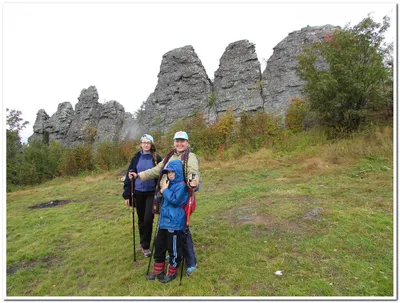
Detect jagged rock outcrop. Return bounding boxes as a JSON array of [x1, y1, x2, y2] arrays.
[[212, 40, 263, 121], [29, 109, 50, 143], [29, 24, 342, 146], [140, 45, 212, 131], [262, 25, 339, 116], [46, 102, 74, 143], [29, 86, 137, 146], [65, 86, 103, 145], [94, 100, 125, 144]]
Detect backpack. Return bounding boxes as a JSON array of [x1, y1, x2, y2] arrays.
[[180, 182, 197, 216]]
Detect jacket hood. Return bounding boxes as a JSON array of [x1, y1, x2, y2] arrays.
[[163, 160, 184, 184]]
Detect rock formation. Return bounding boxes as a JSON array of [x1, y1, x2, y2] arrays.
[[212, 40, 263, 121], [140, 45, 212, 131], [94, 100, 125, 145], [262, 25, 339, 116], [29, 109, 50, 143], [29, 86, 135, 146], [29, 25, 339, 146], [46, 102, 74, 142]]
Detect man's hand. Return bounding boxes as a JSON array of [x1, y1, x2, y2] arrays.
[[124, 199, 130, 207]]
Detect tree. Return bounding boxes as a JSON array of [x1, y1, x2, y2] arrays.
[[6, 109, 29, 188], [297, 15, 392, 135]]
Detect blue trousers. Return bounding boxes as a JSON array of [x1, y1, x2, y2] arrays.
[[182, 228, 197, 268]]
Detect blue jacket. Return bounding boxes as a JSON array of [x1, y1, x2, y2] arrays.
[[159, 160, 189, 231]]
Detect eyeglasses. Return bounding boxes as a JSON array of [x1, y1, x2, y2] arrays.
[[141, 141, 152, 145]]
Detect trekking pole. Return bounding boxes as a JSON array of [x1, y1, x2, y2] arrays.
[[146, 203, 162, 275], [180, 187, 194, 286], [179, 227, 188, 286], [130, 171, 136, 262]]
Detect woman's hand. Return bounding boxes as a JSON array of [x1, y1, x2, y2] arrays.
[[128, 172, 138, 180], [189, 178, 198, 188]]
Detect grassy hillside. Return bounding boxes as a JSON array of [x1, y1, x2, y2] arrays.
[[6, 127, 394, 297]]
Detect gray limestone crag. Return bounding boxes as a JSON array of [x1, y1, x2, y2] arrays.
[[213, 39, 263, 121], [262, 25, 339, 116], [28, 24, 343, 147], [29, 109, 50, 143], [66, 86, 103, 145], [46, 102, 74, 143], [141, 45, 212, 131], [32, 109, 49, 134], [94, 100, 126, 145], [29, 86, 133, 147]]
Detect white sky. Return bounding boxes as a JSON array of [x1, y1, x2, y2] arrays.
[[2, 1, 397, 143]]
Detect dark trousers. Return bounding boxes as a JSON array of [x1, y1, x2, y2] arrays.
[[182, 228, 197, 268], [154, 229, 184, 269], [134, 191, 154, 250]]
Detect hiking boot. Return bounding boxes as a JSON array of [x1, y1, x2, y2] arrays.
[[158, 273, 176, 283], [186, 266, 196, 276], [147, 261, 165, 280], [146, 272, 165, 281], [159, 264, 178, 283], [143, 249, 152, 258]]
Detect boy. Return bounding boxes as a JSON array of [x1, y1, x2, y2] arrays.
[[146, 160, 189, 283]]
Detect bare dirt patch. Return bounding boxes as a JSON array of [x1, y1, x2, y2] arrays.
[[224, 195, 321, 232], [238, 213, 303, 232], [7, 255, 59, 276], [28, 199, 73, 209]]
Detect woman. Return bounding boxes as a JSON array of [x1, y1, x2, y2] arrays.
[[122, 134, 162, 257], [131, 131, 199, 275]]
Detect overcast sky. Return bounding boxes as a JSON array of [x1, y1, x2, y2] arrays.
[[2, 1, 396, 143]]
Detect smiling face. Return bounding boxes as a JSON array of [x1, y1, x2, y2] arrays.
[[140, 140, 152, 152], [174, 139, 189, 153]]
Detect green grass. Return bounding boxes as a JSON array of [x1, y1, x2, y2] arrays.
[[6, 128, 394, 297]]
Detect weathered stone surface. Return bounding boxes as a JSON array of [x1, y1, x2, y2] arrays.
[[28, 109, 50, 143], [32, 109, 49, 134], [66, 86, 103, 145], [94, 100, 125, 144], [213, 40, 263, 121], [29, 24, 344, 146], [46, 102, 74, 143], [140, 45, 212, 131], [262, 25, 339, 116], [29, 86, 140, 146]]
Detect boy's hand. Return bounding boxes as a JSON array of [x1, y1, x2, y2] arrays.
[[160, 178, 169, 193]]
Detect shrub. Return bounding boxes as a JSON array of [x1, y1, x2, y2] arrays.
[[60, 145, 94, 175], [285, 98, 307, 132]]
